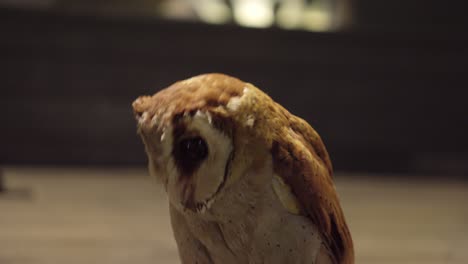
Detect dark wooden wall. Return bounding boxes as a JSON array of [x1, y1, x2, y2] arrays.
[[1, 8, 467, 175]]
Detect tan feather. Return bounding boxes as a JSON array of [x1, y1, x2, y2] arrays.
[[270, 124, 354, 264]]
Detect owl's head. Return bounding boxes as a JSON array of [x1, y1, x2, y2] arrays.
[[133, 73, 273, 215]]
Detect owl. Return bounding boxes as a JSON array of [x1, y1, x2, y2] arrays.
[[133, 73, 354, 264]]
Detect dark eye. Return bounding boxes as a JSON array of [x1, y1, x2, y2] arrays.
[[179, 137, 208, 161], [174, 136, 209, 173]]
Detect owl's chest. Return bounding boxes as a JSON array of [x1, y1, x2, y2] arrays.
[[170, 180, 323, 264]]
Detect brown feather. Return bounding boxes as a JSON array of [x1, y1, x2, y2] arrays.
[[243, 81, 354, 263], [248, 88, 355, 264]]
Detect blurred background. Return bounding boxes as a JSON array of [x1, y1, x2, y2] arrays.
[[1, 0, 468, 174], [1, 0, 467, 263]]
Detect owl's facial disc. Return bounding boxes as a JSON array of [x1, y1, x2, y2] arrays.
[[166, 111, 233, 214]]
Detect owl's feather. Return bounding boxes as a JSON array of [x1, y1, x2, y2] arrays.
[[236, 77, 354, 264], [270, 119, 354, 264]]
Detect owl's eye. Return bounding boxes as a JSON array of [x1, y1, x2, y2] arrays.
[[174, 136, 209, 173], [179, 137, 208, 161]]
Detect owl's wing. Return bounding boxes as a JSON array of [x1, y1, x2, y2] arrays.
[[271, 117, 354, 264]]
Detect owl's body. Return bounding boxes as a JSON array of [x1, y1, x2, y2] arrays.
[[170, 168, 327, 264], [133, 73, 353, 264]]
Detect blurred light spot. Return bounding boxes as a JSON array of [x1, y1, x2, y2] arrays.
[[158, 0, 197, 21], [194, 0, 231, 25], [276, 0, 303, 29], [233, 0, 274, 28], [302, 6, 332, 31]]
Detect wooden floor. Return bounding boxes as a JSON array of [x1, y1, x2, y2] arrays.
[[0, 167, 467, 264]]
